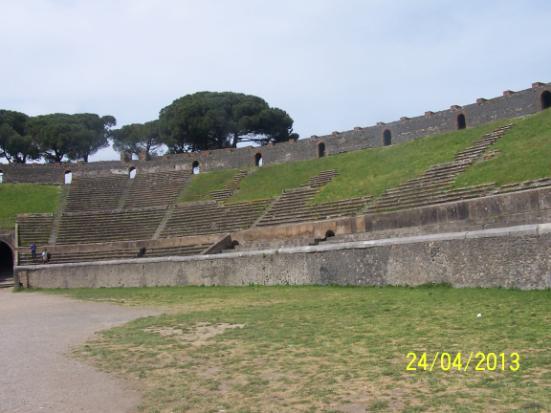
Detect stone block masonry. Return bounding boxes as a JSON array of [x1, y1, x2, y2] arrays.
[[2, 82, 550, 183], [16, 223, 551, 290]]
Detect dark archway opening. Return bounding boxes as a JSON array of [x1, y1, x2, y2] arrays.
[[192, 161, 200, 175], [541, 91, 551, 110], [0, 242, 14, 280], [318, 142, 326, 158], [64, 170, 73, 185], [254, 153, 263, 167], [457, 113, 467, 130], [383, 129, 392, 146]]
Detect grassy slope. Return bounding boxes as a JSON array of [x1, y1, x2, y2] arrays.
[[228, 121, 507, 205], [454, 109, 551, 187], [51, 286, 551, 413], [0, 184, 61, 230], [179, 168, 238, 203]]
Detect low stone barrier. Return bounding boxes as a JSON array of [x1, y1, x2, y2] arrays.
[[15, 223, 551, 290]]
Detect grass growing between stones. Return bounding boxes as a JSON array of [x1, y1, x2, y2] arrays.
[[178, 168, 238, 203], [454, 109, 551, 188], [0, 184, 60, 229], [227, 121, 508, 205], [53, 285, 551, 413]]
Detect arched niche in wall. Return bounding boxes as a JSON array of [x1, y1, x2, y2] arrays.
[[0, 241, 14, 279], [0, 169, 4, 184], [64, 170, 73, 185], [192, 161, 200, 175], [254, 153, 263, 167], [383, 129, 392, 146], [318, 142, 326, 158], [541, 91, 551, 110], [457, 113, 467, 130], [128, 166, 137, 179]]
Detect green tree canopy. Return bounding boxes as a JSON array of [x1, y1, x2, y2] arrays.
[[158, 91, 298, 153], [0, 110, 40, 163], [112, 120, 162, 159], [27, 113, 116, 163]]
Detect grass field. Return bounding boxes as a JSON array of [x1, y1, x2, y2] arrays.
[[50, 286, 551, 413], [0, 184, 60, 229]]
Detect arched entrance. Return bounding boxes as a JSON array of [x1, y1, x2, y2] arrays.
[[541, 91, 551, 110], [64, 170, 73, 185], [0, 242, 14, 281], [457, 113, 467, 130], [318, 142, 326, 158], [383, 129, 392, 146], [192, 161, 200, 174], [254, 153, 263, 167]]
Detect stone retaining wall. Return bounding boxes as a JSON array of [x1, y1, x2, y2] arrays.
[[16, 223, 551, 290]]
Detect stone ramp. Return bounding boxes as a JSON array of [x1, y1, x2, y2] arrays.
[[0, 289, 158, 413]]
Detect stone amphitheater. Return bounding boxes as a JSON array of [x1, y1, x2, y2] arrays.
[[2, 82, 551, 290]]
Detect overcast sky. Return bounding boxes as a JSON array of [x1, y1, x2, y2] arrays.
[[1, 0, 550, 161]]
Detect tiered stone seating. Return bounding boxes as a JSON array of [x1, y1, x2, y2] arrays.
[[124, 170, 191, 209], [65, 175, 129, 212], [56, 208, 166, 244], [161, 199, 271, 237], [18, 242, 212, 265], [364, 125, 513, 214], [256, 170, 370, 227], [209, 170, 249, 202], [17, 215, 54, 246], [494, 177, 551, 194]]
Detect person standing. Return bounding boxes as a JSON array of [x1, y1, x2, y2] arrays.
[[41, 248, 49, 264], [30, 243, 37, 260]]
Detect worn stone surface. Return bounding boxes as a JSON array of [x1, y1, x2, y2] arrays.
[[17, 224, 551, 290]]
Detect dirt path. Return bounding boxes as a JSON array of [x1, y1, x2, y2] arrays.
[[0, 289, 158, 413]]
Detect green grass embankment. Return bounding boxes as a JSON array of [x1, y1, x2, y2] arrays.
[[0, 184, 61, 230], [227, 121, 508, 204], [454, 109, 551, 187], [179, 169, 238, 203]]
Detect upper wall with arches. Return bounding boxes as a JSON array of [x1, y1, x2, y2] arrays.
[[1, 82, 550, 184]]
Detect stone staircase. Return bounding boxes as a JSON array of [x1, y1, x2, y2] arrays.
[[18, 242, 212, 266], [123, 170, 191, 209], [65, 175, 129, 212], [17, 215, 54, 247], [56, 207, 167, 244], [209, 170, 249, 202], [364, 125, 513, 214], [256, 170, 370, 227], [161, 199, 271, 237]]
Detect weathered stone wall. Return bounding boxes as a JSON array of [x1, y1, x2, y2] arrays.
[[234, 187, 551, 243], [16, 223, 551, 290], [2, 82, 550, 183]]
